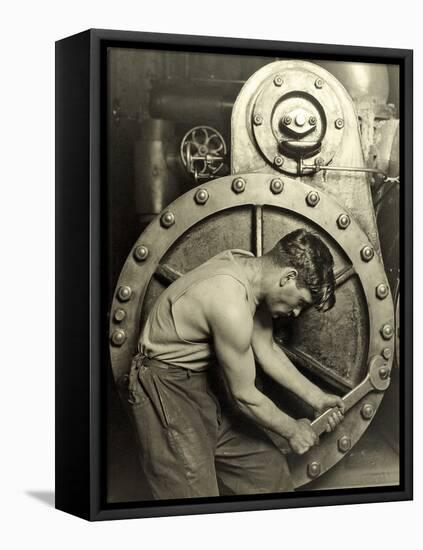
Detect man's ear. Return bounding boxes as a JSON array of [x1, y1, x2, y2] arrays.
[[279, 268, 298, 286]]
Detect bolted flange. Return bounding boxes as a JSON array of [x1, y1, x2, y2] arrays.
[[361, 245, 374, 262], [307, 461, 321, 479], [273, 75, 283, 87], [253, 113, 263, 126], [117, 285, 132, 302], [315, 78, 324, 89], [361, 403, 375, 420], [111, 329, 126, 346], [306, 190, 320, 207], [382, 347, 392, 360], [337, 213, 351, 229], [270, 178, 284, 194], [113, 308, 126, 322], [376, 283, 389, 299], [161, 211, 175, 228], [381, 323, 394, 340], [335, 118, 344, 129], [232, 177, 246, 193], [194, 188, 209, 205], [133, 245, 149, 262], [338, 436, 351, 453]]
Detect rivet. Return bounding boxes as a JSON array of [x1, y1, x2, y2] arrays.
[[283, 115, 292, 126], [337, 213, 351, 229], [376, 283, 389, 299], [133, 245, 149, 261], [382, 347, 392, 360], [270, 178, 284, 194], [315, 78, 324, 89], [161, 211, 175, 228], [232, 177, 246, 193], [111, 329, 126, 346], [335, 118, 344, 129], [381, 323, 394, 340], [309, 116, 317, 126], [379, 366, 390, 380], [253, 113, 263, 126], [117, 285, 132, 302], [361, 403, 374, 420], [338, 436, 351, 453], [307, 461, 321, 478], [306, 190, 320, 207], [273, 75, 283, 87], [274, 155, 284, 167], [361, 245, 374, 262], [113, 308, 126, 322], [194, 188, 209, 204]]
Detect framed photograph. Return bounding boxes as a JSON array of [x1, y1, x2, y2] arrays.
[[55, 29, 413, 521]]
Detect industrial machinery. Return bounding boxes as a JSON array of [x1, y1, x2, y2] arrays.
[[107, 53, 400, 500]]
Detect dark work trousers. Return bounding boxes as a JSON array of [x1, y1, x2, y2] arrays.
[[126, 353, 294, 499]]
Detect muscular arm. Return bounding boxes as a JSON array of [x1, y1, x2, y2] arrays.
[[208, 279, 299, 440], [251, 304, 345, 423]]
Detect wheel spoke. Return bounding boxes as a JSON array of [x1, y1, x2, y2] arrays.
[[253, 205, 263, 257], [335, 265, 356, 288], [154, 264, 184, 285]]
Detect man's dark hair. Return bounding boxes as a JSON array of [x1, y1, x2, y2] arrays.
[[264, 228, 336, 312]]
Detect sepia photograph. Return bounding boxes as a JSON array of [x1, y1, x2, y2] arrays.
[[105, 44, 402, 504]]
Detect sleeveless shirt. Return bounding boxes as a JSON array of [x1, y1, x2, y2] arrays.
[[138, 249, 256, 371]]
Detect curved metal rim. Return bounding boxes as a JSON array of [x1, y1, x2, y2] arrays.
[[109, 172, 395, 486]]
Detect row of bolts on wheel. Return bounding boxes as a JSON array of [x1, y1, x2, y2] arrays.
[[110, 175, 394, 478]]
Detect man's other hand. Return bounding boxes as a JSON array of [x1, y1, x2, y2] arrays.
[[288, 418, 318, 455], [314, 392, 345, 433]]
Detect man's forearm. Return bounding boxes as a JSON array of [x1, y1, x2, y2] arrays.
[[259, 344, 324, 408], [233, 387, 297, 439]]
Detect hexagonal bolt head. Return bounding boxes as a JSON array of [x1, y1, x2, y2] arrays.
[[306, 191, 320, 207], [376, 283, 389, 299], [360, 245, 374, 262], [309, 116, 317, 126], [232, 178, 246, 193], [113, 308, 126, 322], [117, 285, 132, 302], [338, 436, 351, 453], [283, 115, 292, 126], [335, 118, 345, 129], [381, 323, 394, 340], [315, 78, 324, 89], [161, 211, 175, 228], [270, 178, 284, 194], [273, 75, 283, 87], [194, 189, 209, 204], [307, 461, 321, 479], [382, 347, 392, 360], [361, 403, 375, 420], [253, 114, 263, 126], [337, 213, 351, 229], [133, 245, 149, 261], [274, 156, 284, 167], [111, 329, 126, 346]]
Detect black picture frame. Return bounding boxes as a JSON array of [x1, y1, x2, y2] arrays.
[[55, 28, 413, 521]]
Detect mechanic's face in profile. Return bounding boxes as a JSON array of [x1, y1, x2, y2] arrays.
[[267, 270, 313, 319]]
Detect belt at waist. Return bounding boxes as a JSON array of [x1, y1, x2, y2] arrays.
[[133, 352, 209, 375]]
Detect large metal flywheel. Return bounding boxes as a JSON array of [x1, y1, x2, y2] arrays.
[[109, 172, 394, 488]]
